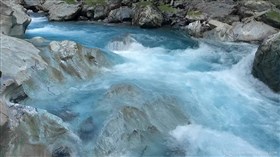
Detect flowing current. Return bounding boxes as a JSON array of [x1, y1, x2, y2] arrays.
[[22, 15, 280, 157]]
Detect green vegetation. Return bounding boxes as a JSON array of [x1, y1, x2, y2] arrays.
[[187, 10, 203, 17], [64, 0, 76, 4], [84, 0, 106, 6], [266, 10, 280, 22], [158, 4, 177, 13], [136, 1, 153, 7]]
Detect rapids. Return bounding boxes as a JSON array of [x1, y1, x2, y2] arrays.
[[22, 15, 280, 157]]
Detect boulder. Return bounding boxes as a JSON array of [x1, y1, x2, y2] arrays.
[[186, 21, 209, 38], [261, 9, 280, 29], [242, 0, 274, 12], [204, 20, 278, 43], [107, 6, 133, 23], [133, 5, 163, 28], [42, 0, 81, 21], [203, 20, 235, 42], [231, 20, 278, 42], [252, 32, 280, 92], [0, 34, 47, 85], [93, 5, 108, 20], [195, 1, 237, 22], [0, 0, 31, 37]]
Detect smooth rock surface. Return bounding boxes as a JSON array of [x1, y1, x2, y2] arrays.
[[42, 0, 81, 21], [252, 32, 280, 92], [0, 34, 47, 85]]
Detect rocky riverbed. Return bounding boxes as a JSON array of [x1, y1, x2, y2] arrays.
[[0, 0, 280, 157]]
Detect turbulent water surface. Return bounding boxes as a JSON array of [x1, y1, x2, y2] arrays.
[[22, 15, 280, 157]]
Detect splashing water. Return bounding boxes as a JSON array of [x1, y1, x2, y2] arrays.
[[22, 15, 280, 157]]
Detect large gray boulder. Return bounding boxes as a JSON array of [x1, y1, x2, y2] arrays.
[[231, 20, 278, 42], [133, 5, 163, 28], [42, 0, 81, 21], [0, 0, 31, 37], [252, 32, 280, 92], [0, 34, 47, 85], [107, 6, 133, 23], [204, 20, 278, 43]]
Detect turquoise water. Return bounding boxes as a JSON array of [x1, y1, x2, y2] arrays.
[[23, 16, 280, 157]]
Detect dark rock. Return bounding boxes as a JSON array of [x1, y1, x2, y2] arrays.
[[52, 146, 71, 157], [252, 32, 280, 92], [261, 9, 280, 29], [78, 117, 95, 141]]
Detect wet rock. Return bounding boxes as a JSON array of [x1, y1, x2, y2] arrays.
[[46, 40, 112, 79], [42, 0, 81, 21], [185, 21, 209, 38], [133, 5, 163, 28], [105, 83, 141, 98], [252, 32, 280, 92], [78, 117, 95, 141], [107, 6, 133, 23], [0, 0, 31, 37], [52, 146, 71, 157]]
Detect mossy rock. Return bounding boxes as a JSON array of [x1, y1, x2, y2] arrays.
[[158, 4, 177, 14], [84, 0, 106, 6], [64, 0, 77, 4], [262, 10, 280, 28]]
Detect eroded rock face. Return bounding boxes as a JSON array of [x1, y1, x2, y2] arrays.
[[42, 0, 81, 21], [252, 32, 280, 92], [0, 34, 47, 85], [231, 20, 278, 42], [3, 104, 81, 157], [94, 83, 189, 156], [0, 0, 31, 36], [47, 40, 112, 80], [133, 5, 163, 28], [107, 6, 133, 23]]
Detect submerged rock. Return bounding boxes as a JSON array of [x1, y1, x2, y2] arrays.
[[78, 116, 95, 141], [252, 32, 280, 92], [133, 5, 163, 28], [0, 0, 31, 36]]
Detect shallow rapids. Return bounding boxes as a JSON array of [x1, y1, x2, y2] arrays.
[[22, 15, 280, 157]]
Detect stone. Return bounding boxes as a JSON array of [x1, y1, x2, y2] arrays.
[[133, 5, 163, 28], [0, 34, 47, 85], [252, 32, 280, 92], [42, 0, 81, 21], [78, 117, 95, 141], [0, 0, 31, 37], [231, 20, 278, 42], [107, 6, 133, 23], [261, 9, 280, 29], [93, 5, 108, 20]]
